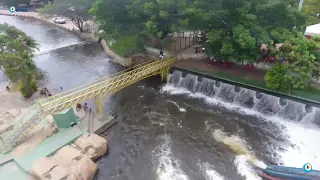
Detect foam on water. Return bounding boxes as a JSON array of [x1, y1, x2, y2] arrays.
[[212, 129, 265, 179], [274, 120, 320, 169], [167, 100, 186, 112], [198, 162, 225, 180], [212, 130, 266, 169], [153, 135, 189, 180], [234, 155, 262, 180], [161, 83, 320, 172]]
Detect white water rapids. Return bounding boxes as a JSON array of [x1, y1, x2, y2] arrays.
[[153, 70, 320, 180]]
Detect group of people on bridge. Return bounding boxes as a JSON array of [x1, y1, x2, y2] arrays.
[[40, 87, 52, 98], [76, 102, 89, 112]]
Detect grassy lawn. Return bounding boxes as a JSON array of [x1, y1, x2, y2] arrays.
[[181, 67, 320, 103], [108, 36, 138, 57]]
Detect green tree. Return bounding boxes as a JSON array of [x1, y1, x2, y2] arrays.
[[302, 0, 320, 25], [193, 0, 304, 65], [265, 63, 289, 90], [89, 0, 141, 38], [90, 0, 187, 49], [266, 33, 319, 91], [0, 23, 39, 98]]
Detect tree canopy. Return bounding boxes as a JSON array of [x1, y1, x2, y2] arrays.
[[0, 23, 39, 98], [302, 0, 320, 25], [89, 0, 319, 91]]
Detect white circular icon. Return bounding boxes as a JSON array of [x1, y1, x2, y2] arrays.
[[9, 6, 16, 12]]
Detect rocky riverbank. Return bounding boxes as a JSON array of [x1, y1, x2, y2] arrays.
[[0, 82, 108, 180], [30, 133, 107, 180]]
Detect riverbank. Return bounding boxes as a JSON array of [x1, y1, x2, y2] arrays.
[[0, 11, 132, 67], [175, 59, 320, 104], [0, 83, 110, 179]]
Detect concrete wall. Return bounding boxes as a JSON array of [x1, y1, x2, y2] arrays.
[[100, 40, 132, 67], [172, 37, 196, 53]]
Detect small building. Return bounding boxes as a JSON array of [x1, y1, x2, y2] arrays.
[[305, 23, 320, 39]]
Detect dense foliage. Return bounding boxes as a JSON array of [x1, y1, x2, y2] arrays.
[[302, 0, 320, 25], [0, 23, 39, 98], [89, 0, 320, 92]]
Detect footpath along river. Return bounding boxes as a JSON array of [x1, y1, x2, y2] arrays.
[[1, 15, 320, 180]]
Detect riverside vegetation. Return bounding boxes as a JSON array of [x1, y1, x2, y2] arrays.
[[89, 0, 320, 95], [0, 23, 39, 98], [9, 0, 320, 97]]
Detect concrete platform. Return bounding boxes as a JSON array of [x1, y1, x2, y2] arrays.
[[0, 160, 28, 180], [15, 127, 83, 172], [74, 107, 117, 134], [0, 106, 116, 180], [0, 128, 84, 180]]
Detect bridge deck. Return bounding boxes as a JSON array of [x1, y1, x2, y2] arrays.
[[2, 58, 175, 149]]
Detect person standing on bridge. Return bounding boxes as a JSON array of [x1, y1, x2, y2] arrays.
[[43, 87, 47, 98], [159, 49, 164, 59], [83, 103, 88, 112], [47, 89, 52, 99]]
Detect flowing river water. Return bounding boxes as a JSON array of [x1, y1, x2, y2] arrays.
[[1, 16, 320, 180]]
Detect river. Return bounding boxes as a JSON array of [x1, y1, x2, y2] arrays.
[[1, 15, 320, 180]]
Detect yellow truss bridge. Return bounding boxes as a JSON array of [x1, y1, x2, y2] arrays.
[[3, 58, 175, 149]]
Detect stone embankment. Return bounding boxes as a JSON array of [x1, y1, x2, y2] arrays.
[[0, 85, 108, 179], [0, 10, 132, 67], [30, 133, 107, 180]]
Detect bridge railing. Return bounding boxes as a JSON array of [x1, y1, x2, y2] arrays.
[[37, 59, 155, 106], [7, 58, 175, 147], [39, 58, 175, 115]]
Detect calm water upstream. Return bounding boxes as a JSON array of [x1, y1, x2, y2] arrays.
[[1, 15, 320, 180]]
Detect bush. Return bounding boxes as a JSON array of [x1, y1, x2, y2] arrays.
[[265, 64, 289, 90], [109, 35, 149, 57], [19, 80, 38, 98], [109, 36, 138, 57]]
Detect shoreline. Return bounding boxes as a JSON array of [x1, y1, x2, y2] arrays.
[[0, 12, 112, 179], [0, 85, 110, 179], [0, 10, 132, 67]]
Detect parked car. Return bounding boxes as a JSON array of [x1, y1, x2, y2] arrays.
[[53, 17, 66, 24]]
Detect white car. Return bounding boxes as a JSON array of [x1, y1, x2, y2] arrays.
[[53, 17, 66, 24]]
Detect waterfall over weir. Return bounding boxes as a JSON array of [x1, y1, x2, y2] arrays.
[[168, 70, 320, 125]]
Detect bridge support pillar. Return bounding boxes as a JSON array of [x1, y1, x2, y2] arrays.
[[94, 96, 103, 114], [161, 67, 170, 82]]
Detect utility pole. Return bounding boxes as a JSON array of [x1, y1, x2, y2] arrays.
[[88, 108, 94, 135], [88, 111, 91, 134], [92, 112, 94, 134]]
